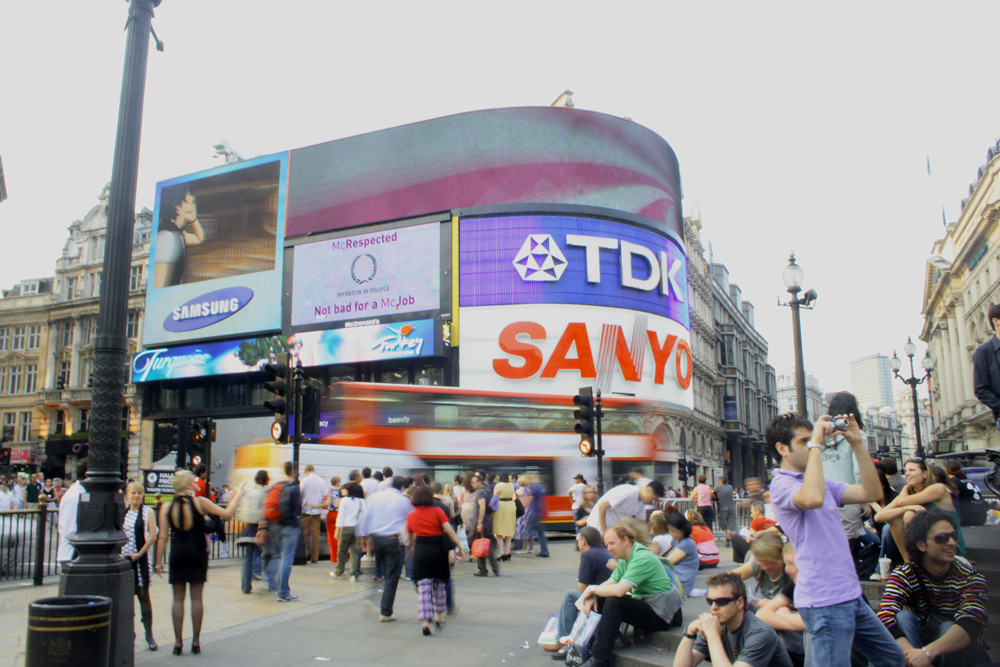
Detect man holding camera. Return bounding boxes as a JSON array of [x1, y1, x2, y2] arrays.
[[766, 412, 903, 667]]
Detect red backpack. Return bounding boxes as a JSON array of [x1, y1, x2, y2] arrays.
[[262, 482, 290, 523]]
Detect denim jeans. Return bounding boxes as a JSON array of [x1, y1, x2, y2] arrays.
[[241, 542, 262, 593], [799, 596, 904, 667], [526, 512, 549, 556], [558, 588, 582, 639], [371, 535, 403, 616], [894, 609, 991, 667], [271, 524, 300, 599]]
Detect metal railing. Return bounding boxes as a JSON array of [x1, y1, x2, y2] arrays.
[[0, 504, 254, 585], [656, 498, 754, 536], [0, 507, 60, 585]]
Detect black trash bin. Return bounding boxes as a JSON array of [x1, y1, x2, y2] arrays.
[[26, 596, 111, 666]]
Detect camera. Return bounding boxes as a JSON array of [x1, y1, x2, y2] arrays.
[[830, 417, 849, 432]]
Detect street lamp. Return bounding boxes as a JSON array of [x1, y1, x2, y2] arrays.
[[779, 253, 818, 417], [890, 337, 934, 459]]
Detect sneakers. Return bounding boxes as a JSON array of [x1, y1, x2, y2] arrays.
[[277, 594, 299, 602], [349, 575, 358, 583], [379, 614, 396, 622], [330, 571, 344, 579]]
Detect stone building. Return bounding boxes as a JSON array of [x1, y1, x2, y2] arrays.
[[776, 371, 827, 421], [0, 186, 150, 479], [921, 140, 1000, 453]]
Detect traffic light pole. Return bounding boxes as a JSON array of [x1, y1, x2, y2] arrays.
[[595, 390, 605, 497], [292, 360, 303, 478]]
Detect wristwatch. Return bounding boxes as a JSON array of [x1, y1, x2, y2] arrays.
[[807, 441, 824, 450], [922, 647, 933, 661], [683, 632, 698, 640]]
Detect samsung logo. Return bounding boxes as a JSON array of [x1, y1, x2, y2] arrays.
[[164, 287, 253, 332]]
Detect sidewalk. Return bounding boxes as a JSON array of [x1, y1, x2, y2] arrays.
[[1, 539, 585, 667]]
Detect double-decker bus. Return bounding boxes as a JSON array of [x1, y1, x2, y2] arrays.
[[309, 381, 666, 530]]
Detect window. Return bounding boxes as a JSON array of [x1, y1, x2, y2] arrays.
[[65, 276, 77, 300], [126, 311, 140, 339], [11, 326, 24, 350], [24, 365, 36, 394], [0, 328, 7, 351], [129, 264, 144, 291], [81, 318, 94, 345], [0, 368, 5, 395], [18, 412, 31, 442], [94, 272, 102, 297], [62, 321, 73, 347], [55, 410, 66, 435], [3, 412, 14, 441], [27, 325, 40, 349], [79, 409, 89, 433], [20, 282, 38, 296], [58, 362, 71, 389], [8, 366, 21, 394]]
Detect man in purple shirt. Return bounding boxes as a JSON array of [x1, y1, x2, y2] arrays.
[[765, 413, 903, 667]]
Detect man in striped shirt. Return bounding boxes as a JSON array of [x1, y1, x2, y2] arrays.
[[877, 509, 990, 667]]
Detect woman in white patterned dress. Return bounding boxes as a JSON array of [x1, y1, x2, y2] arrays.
[[122, 481, 159, 651]]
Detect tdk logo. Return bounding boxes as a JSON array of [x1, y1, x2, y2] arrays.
[[512, 233, 685, 302]]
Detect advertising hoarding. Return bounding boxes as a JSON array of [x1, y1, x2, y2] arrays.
[[143, 154, 288, 346], [132, 319, 439, 383], [459, 304, 693, 407], [290, 222, 441, 328], [286, 107, 682, 238], [460, 215, 688, 328]]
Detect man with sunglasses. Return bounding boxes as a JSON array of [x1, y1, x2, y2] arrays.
[[877, 510, 990, 667], [673, 572, 792, 667], [765, 413, 903, 667]]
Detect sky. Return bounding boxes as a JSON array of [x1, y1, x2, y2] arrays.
[[2, 1, 998, 398]]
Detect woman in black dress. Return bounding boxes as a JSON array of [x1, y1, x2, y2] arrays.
[[155, 470, 245, 655]]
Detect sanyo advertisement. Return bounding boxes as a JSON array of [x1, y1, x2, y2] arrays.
[[143, 154, 289, 346], [458, 215, 692, 407]]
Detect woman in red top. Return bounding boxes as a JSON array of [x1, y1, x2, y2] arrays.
[[685, 509, 719, 568], [406, 484, 465, 636]]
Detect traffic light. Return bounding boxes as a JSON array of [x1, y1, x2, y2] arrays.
[[0, 447, 10, 466], [687, 461, 697, 479], [678, 458, 688, 483], [574, 387, 595, 457], [189, 418, 213, 468], [300, 383, 322, 436], [263, 361, 291, 443]]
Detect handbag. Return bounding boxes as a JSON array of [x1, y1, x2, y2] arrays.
[[564, 611, 601, 665], [515, 498, 525, 518], [470, 537, 491, 559]]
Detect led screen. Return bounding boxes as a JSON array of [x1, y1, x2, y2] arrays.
[[290, 222, 440, 328]]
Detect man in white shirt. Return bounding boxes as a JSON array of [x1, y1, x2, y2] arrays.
[[360, 467, 380, 498], [57, 462, 88, 570], [567, 474, 587, 532], [376, 466, 395, 492], [588, 481, 665, 533], [299, 464, 329, 564]]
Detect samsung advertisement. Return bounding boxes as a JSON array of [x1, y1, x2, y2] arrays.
[[290, 222, 441, 328], [143, 154, 289, 346]]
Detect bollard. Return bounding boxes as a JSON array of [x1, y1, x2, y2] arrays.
[[26, 596, 111, 666]]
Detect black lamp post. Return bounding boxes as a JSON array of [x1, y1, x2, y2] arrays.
[[60, 2, 162, 666], [890, 337, 934, 459], [779, 253, 818, 417]]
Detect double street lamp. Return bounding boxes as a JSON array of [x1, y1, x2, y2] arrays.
[[890, 337, 934, 459], [780, 253, 818, 417]]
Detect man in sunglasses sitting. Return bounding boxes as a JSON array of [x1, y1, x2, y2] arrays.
[[877, 510, 990, 667], [673, 572, 792, 667]]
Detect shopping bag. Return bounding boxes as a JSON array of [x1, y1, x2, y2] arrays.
[[456, 525, 470, 553], [537, 614, 560, 649], [564, 610, 601, 665], [470, 537, 491, 559]]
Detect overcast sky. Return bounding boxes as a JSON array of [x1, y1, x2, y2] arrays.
[[2, 1, 998, 398]]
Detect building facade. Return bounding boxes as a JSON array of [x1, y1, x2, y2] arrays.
[[921, 140, 1000, 454], [893, 390, 934, 460], [776, 371, 827, 421], [0, 185, 150, 479], [849, 354, 894, 409]]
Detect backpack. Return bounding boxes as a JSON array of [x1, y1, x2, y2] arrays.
[[262, 482, 291, 523]]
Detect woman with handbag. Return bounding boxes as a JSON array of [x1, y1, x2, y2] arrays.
[[237, 470, 269, 594], [156, 470, 246, 656], [406, 484, 464, 635], [492, 471, 517, 561], [121, 481, 158, 651], [469, 473, 500, 576]]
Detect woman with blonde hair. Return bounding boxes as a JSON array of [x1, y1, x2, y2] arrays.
[[156, 470, 246, 655], [728, 532, 790, 604], [122, 481, 158, 650], [875, 457, 966, 561], [684, 509, 719, 568]]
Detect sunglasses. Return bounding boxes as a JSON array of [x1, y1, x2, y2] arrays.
[[932, 531, 958, 545], [706, 596, 738, 607]]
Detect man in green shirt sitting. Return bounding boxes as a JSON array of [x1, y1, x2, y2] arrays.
[[579, 523, 683, 667]]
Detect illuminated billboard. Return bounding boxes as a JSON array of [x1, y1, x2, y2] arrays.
[[290, 222, 441, 329], [143, 154, 288, 346], [132, 319, 439, 383]]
